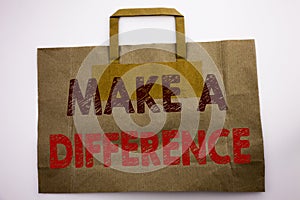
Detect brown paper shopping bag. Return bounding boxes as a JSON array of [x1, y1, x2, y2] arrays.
[[38, 8, 264, 192]]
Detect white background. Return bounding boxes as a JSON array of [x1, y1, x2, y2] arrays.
[[1, 0, 300, 199]]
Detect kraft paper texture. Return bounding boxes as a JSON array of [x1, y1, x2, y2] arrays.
[[37, 8, 264, 193]]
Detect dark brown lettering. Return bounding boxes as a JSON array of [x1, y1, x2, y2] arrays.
[[67, 79, 102, 116], [104, 77, 134, 114], [198, 74, 228, 111], [136, 76, 160, 113], [162, 75, 181, 112]]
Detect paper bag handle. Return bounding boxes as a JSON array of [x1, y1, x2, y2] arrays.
[[109, 8, 186, 62]]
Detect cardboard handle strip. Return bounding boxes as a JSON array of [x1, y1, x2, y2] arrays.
[[109, 8, 186, 62]]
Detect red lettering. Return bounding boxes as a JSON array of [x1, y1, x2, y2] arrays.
[[75, 134, 83, 168], [140, 132, 160, 166], [233, 128, 251, 164], [85, 134, 101, 168], [162, 130, 180, 165], [49, 128, 252, 168], [49, 134, 73, 169], [103, 133, 119, 167], [182, 130, 206, 165], [208, 129, 231, 164], [121, 132, 139, 166]]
